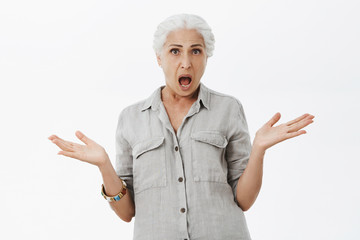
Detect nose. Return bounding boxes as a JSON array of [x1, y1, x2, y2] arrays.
[[180, 54, 191, 69]]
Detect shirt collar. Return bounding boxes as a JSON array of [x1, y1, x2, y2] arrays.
[[140, 82, 210, 112]]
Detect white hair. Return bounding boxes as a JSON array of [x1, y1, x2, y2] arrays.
[[153, 13, 215, 57]]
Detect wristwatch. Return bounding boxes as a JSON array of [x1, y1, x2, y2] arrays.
[[101, 178, 127, 202]]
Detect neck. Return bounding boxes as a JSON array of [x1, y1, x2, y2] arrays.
[[161, 85, 200, 104]]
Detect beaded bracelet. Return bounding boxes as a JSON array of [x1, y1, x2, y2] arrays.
[[101, 178, 127, 202]]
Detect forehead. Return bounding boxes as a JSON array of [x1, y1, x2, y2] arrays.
[[165, 28, 205, 47]]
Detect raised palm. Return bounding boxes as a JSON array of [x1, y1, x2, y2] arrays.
[[48, 130, 108, 167], [254, 112, 315, 151]]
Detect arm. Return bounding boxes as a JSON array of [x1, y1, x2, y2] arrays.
[[235, 143, 264, 211], [48, 129, 135, 222], [98, 158, 135, 222], [235, 112, 314, 211]]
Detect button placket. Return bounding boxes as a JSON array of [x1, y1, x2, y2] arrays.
[[171, 131, 189, 237]]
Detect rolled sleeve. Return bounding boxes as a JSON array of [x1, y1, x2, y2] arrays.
[[226, 99, 252, 206], [114, 110, 135, 202]]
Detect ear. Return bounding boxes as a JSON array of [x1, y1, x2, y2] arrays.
[[203, 55, 208, 65], [156, 54, 162, 67]]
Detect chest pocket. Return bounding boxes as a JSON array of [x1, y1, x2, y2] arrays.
[[132, 136, 166, 194], [191, 131, 229, 183]]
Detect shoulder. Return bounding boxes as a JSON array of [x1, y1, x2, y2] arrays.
[[206, 85, 245, 117], [119, 86, 161, 118], [119, 99, 146, 116]]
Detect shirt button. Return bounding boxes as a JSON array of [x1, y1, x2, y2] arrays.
[[180, 208, 186, 213], [175, 146, 179, 151], [178, 177, 183, 182]]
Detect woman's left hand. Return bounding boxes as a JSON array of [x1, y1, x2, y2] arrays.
[[253, 112, 314, 152]]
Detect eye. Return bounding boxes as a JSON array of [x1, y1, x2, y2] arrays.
[[192, 49, 201, 55], [170, 49, 179, 55]]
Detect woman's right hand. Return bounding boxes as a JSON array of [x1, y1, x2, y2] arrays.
[[48, 130, 109, 167]]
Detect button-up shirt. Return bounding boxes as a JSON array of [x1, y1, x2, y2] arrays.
[[115, 82, 252, 240]]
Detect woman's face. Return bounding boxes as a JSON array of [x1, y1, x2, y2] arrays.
[[157, 28, 208, 98]]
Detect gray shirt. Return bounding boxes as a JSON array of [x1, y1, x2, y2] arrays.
[[115, 82, 252, 240]]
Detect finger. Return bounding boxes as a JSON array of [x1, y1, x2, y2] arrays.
[[288, 118, 314, 133], [48, 134, 66, 143], [286, 113, 311, 126], [75, 130, 93, 145], [266, 112, 281, 127], [287, 130, 307, 139], [51, 137, 76, 152], [58, 150, 81, 160], [49, 135, 76, 151], [48, 134, 60, 141]]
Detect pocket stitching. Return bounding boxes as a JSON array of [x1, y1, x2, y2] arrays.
[[133, 136, 165, 159], [191, 131, 228, 148], [191, 131, 228, 183], [132, 136, 166, 194]]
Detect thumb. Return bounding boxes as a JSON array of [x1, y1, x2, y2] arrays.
[[267, 112, 281, 127], [75, 130, 93, 145]]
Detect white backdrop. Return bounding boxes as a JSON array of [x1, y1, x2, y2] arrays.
[[1, 0, 359, 239]]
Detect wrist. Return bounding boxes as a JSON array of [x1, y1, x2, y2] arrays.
[[252, 141, 267, 155], [97, 156, 112, 171], [101, 178, 127, 202]]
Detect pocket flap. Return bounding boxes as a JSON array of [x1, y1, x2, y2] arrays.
[[133, 136, 165, 159], [191, 131, 228, 148]]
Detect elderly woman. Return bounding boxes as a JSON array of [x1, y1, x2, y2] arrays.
[[49, 14, 314, 240]]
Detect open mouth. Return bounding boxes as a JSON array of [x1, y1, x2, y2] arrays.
[[178, 75, 192, 88]]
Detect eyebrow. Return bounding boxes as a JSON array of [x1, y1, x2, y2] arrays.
[[168, 44, 204, 48]]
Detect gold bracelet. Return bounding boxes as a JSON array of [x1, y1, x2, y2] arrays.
[[101, 178, 127, 202]]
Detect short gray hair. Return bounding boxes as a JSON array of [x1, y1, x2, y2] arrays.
[[153, 14, 215, 57]]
